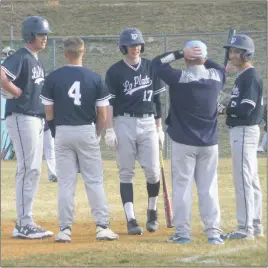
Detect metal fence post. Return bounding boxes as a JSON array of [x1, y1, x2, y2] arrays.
[[163, 35, 169, 159], [52, 39, 56, 71], [10, 24, 14, 48]]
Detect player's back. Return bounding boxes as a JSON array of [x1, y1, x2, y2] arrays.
[[47, 65, 105, 126]]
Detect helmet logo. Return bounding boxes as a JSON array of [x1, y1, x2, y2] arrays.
[[131, 34, 138, 40], [43, 20, 49, 29], [230, 37, 236, 44]]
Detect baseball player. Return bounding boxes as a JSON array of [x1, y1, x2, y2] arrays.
[[0, 16, 53, 239], [104, 28, 166, 235], [1, 46, 16, 160], [257, 103, 267, 152], [222, 34, 264, 240], [43, 119, 57, 182], [152, 41, 225, 245], [40, 36, 119, 242]]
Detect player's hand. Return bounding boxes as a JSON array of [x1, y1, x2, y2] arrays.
[[105, 128, 117, 150], [157, 126, 165, 149], [217, 102, 226, 114], [1, 88, 15, 99], [183, 46, 203, 60]]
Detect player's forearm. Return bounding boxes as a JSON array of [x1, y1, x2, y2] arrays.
[[0, 70, 22, 98], [106, 105, 114, 129], [226, 103, 254, 119], [96, 106, 107, 136], [45, 105, 54, 120], [155, 118, 162, 128]]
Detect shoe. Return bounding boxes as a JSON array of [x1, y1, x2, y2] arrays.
[[14, 224, 53, 239], [127, 219, 143, 235], [49, 174, 57, 182], [55, 227, 72, 243], [168, 234, 191, 244], [221, 230, 254, 240], [96, 226, 119, 240], [257, 146, 265, 152], [146, 209, 159, 232], [254, 230, 265, 238], [208, 237, 224, 245]]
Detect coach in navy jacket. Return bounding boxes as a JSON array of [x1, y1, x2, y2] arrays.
[[152, 41, 226, 245]]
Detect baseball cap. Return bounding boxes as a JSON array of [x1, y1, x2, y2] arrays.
[[185, 40, 207, 59]]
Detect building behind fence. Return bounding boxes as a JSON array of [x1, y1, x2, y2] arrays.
[[1, 30, 267, 159]]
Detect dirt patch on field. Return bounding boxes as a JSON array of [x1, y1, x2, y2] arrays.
[[1, 220, 172, 260]]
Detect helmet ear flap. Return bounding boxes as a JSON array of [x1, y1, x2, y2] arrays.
[[241, 50, 253, 61], [120, 46, 127, 55], [140, 44, 144, 53]]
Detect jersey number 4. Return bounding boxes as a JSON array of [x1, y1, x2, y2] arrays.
[[68, 81, 81, 106]]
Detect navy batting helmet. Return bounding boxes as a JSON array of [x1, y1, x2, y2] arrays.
[[119, 28, 145, 55], [223, 34, 255, 61], [22, 16, 52, 43]]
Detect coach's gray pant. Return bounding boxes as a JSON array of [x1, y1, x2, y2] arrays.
[[6, 113, 44, 226], [229, 125, 263, 235], [171, 140, 222, 239], [55, 125, 110, 230]]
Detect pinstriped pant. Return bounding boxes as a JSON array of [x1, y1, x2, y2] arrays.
[[6, 113, 43, 226], [229, 125, 263, 234]]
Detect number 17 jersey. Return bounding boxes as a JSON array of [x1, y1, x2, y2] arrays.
[[105, 58, 166, 116], [40, 65, 110, 126]]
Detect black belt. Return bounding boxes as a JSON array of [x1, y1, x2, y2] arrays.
[[6, 112, 43, 118], [118, 112, 154, 118]]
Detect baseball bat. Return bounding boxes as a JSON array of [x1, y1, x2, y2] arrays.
[[159, 145, 173, 228], [224, 28, 236, 70]]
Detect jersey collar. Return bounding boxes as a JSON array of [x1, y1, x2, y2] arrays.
[[236, 66, 254, 78], [24, 47, 38, 60], [123, 58, 141, 72]]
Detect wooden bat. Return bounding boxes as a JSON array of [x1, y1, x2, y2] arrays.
[[159, 145, 173, 228], [224, 28, 236, 70]]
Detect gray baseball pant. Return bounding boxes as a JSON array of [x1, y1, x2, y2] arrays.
[[114, 115, 160, 184], [43, 129, 56, 178], [171, 140, 222, 239], [229, 125, 263, 235], [5, 113, 44, 226], [55, 124, 110, 230]]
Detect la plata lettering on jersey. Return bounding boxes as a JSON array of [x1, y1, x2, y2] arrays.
[[32, 66, 44, 80], [123, 75, 152, 92]]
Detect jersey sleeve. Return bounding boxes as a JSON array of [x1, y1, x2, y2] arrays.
[[40, 74, 54, 105], [105, 68, 117, 106], [96, 76, 111, 107], [1, 52, 23, 81], [153, 74, 167, 96]]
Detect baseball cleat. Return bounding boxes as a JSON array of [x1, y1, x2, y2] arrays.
[[168, 234, 191, 244], [49, 174, 58, 182], [221, 230, 254, 240], [13, 223, 53, 239], [127, 219, 143, 235], [254, 230, 265, 238], [96, 226, 119, 240], [208, 237, 224, 245], [146, 209, 159, 232], [55, 227, 71, 243], [257, 146, 265, 152]]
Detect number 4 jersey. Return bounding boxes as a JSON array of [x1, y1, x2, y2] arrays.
[[40, 65, 110, 126], [105, 58, 166, 116]]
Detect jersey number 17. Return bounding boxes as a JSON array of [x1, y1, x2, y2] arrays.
[[68, 81, 81, 106]]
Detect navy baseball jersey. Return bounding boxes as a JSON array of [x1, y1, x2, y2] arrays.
[[1, 47, 46, 118], [153, 54, 225, 146], [40, 65, 110, 126], [226, 67, 264, 127], [105, 58, 166, 116]]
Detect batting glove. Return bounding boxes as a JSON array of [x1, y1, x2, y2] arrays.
[[217, 102, 226, 114], [105, 128, 117, 150], [1, 88, 15, 99], [157, 126, 165, 149]]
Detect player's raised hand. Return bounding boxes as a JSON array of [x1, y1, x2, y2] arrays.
[[183, 46, 203, 60], [105, 128, 117, 150], [157, 126, 165, 149]]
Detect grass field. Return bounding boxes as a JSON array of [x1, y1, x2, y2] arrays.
[[1, 157, 267, 267]]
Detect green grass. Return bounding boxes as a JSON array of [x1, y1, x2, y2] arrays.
[[1, 158, 267, 267]]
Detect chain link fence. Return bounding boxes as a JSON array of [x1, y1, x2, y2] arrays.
[[1, 31, 267, 159]]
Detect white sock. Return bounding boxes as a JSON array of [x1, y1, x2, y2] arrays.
[[261, 133, 267, 148], [124, 202, 135, 221], [148, 197, 158, 210]]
